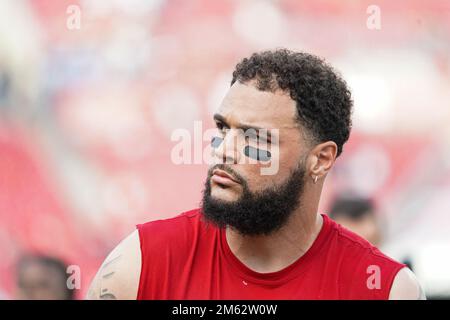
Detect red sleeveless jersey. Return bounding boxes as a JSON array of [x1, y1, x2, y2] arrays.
[[136, 208, 405, 299]]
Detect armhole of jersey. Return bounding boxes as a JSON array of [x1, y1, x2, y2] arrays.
[[135, 224, 146, 300], [385, 264, 407, 300]]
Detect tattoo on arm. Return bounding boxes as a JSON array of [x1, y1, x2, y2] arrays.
[[102, 271, 115, 279], [100, 289, 117, 300], [96, 254, 122, 300]]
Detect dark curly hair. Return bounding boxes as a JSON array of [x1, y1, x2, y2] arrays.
[[231, 49, 353, 157]]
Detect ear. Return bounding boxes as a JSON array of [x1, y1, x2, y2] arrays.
[[306, 141, 338, 181]]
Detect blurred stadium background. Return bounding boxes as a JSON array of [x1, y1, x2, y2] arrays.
[[0, 0, 449, 299]]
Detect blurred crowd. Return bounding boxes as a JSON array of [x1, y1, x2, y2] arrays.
[[0, 0, 449, 299]]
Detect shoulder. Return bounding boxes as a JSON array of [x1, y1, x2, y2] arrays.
[[137, 208, 202, 231], [326, 215, 403, 268], [137, 208, 204, 246], [137, 208, 210, 264], [86, 208, 206, 300], [86, 230, 141, 300], [136, 208, 211, 299], [389, 267, 426, 300], [324, 215, 408, 299]]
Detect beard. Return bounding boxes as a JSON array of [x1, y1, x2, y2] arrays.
[[200, 163, 306, 236]]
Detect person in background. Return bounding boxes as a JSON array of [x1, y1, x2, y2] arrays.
[[329, 195, 383, 247], [15, 254, 74, 300]]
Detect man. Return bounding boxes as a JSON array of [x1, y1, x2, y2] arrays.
[[16, 254, 75, 300], [87, 49, 425, 300]]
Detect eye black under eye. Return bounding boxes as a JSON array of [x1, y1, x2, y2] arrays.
[[244, 146, 271, 161], [211, 136, 223, 148]]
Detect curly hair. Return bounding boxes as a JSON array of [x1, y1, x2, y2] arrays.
[[231, 49, 353, 157]]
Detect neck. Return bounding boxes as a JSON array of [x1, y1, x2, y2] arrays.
[[225, 185, 323, 273]]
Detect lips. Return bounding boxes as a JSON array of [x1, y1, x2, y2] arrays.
[[211, 169, 239, 186]]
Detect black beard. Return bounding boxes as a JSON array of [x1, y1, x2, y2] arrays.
[[200, 163, 306, 236]]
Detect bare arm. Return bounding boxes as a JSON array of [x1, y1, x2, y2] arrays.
[[86, 230, 142, 300], [389, 267, 426, 300]]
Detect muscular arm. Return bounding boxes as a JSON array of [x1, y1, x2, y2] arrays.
[[389, 267, 426, 300], [86, 230, 142, 300]]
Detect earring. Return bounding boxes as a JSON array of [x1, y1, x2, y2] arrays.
[[312, 175, 318, 184]]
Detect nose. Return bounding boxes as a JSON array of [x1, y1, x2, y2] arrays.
[[212, 129, 241, 164]]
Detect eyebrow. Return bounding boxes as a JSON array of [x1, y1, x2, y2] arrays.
[[213, 113, 272, 140]]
